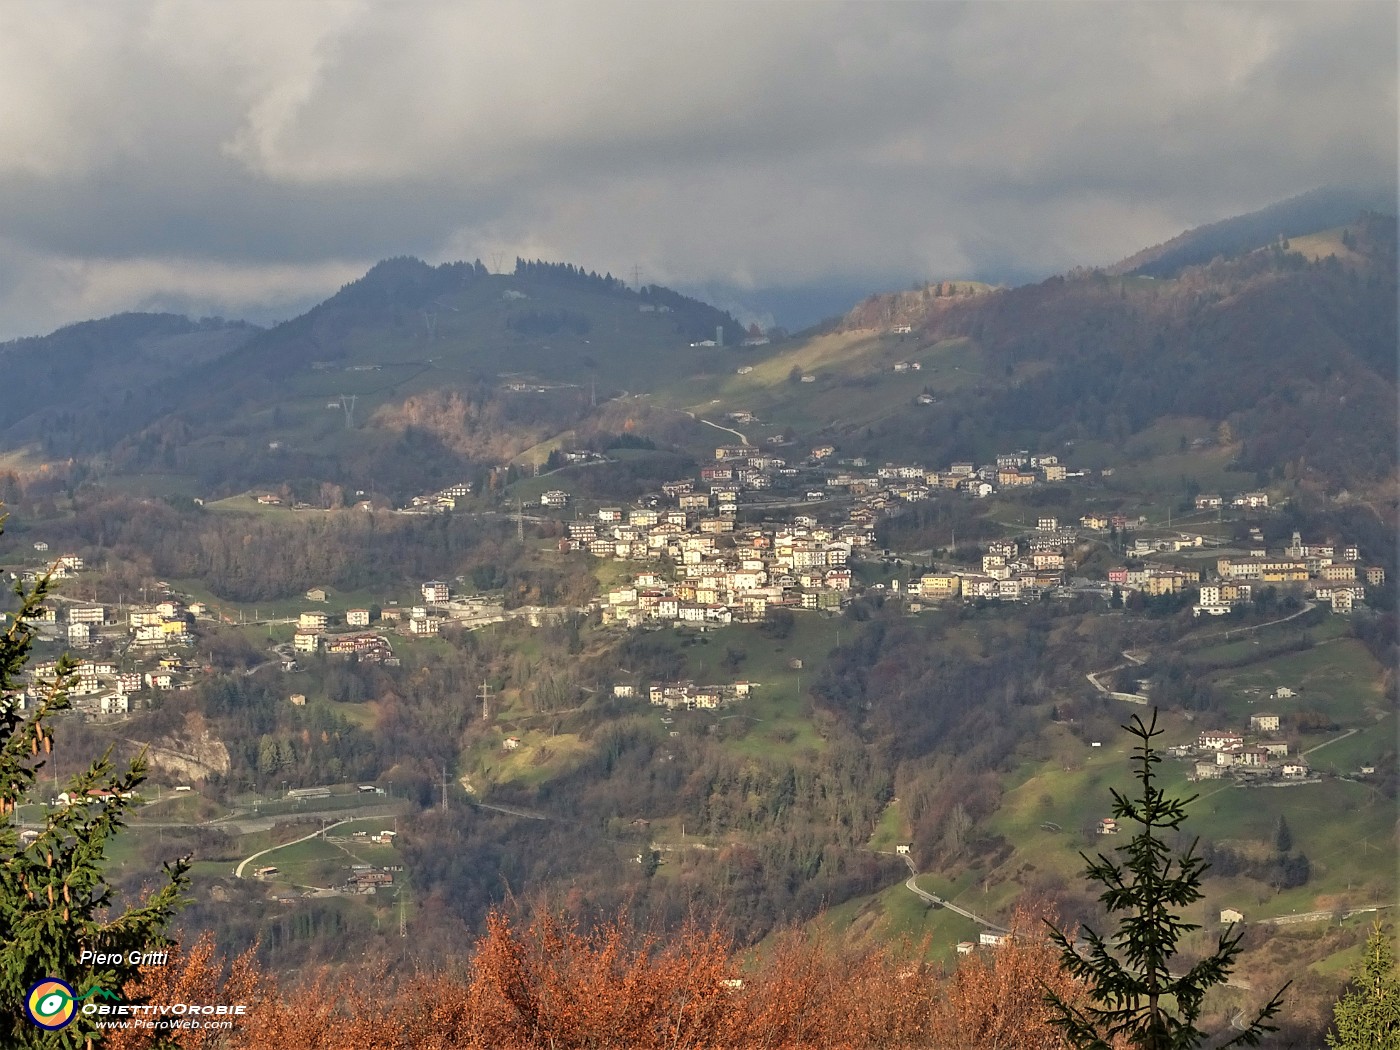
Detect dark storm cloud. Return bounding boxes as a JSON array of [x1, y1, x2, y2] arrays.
[[0, 1, 1392, 338]]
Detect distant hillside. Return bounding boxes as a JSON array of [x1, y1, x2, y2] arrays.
[[894, 212, 1396, 486], [81, 257, 747, 496], [840, 280, 999, 333], [1108, 186, 1395, 278], [685, 209, 1396, 490], [0, 313, 258, 456]]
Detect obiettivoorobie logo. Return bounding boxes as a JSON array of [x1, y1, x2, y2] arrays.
[[24, 974, 247, 1031], [25, 978, 117, 1031]]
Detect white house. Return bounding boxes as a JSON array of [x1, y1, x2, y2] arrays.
[[99, 693, 129, 716]]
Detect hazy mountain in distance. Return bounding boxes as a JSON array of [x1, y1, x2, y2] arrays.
[[0, 313, 259, 456]]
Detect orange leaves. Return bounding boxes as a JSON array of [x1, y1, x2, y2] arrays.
[[462, 909, 739, 1049], [109, 933, 266, 1050], [930, 903, 1104, 1050], [191, 903, 1107, 1049]]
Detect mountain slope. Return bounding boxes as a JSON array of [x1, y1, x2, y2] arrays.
[[1108, 186, 1394, 278], [0, 313, 258, 457], [683, 208, 1396, 489], [93, 259, 746, 496]]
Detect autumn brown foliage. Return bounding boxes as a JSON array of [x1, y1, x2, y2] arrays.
[[127, 903, 1095, 1049], [932, 905, 1101, 1050], [109, 933, 263, 1050]]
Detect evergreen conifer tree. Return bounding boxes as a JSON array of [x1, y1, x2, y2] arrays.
[[1045, 710, 1287, 1049], [1327, 921, 1400, 1049], [0, 516, 189, 1048]]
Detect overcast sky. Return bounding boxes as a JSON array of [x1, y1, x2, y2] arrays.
[[0, 1, 1394, 339]]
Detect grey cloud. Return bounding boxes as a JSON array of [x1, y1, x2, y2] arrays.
[[0, 0, 1392, 339]]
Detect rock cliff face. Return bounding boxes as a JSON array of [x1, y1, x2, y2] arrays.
[[131, 716, 230, 782]]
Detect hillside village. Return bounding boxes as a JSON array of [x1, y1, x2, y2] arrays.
[[547, 442, 1384, 632], [5, 436, 1383, 739]]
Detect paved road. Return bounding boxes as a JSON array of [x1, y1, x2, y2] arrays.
[[899, 854, 1007, 932], [234, 818, 354, 878], [1200, 601, 1317, 645], [1085, 651, 1152, 704], [693, 416, 749, 446], [1302, 728, 1360, 756], [1254, 904, 1392, 927]]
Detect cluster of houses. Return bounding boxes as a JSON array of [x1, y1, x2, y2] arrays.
[[402, 482, 472, 514], [1187, 714, 1311, 782], [3, 586, 206, 720], [292, 578, 473, 656], [22, 548, 84, 578], [623, 679, 755, 711], [911, 521, 1082, 605], [293, 608, 401, 659], [1197, 531, 1381, 616], [340, 865, 396, 895], [127, 599, 194, 648], [292, 580, 514, 659], [567, 446, 1088, 627], [1194, 491, 1270, 512]]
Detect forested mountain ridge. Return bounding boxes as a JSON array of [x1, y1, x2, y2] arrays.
[[0, 258, 745, 498], [830, 209, 1396, 487], [0, 195, 1393, 503]]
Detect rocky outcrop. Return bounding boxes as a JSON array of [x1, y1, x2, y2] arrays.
[[128, 716, 230, 782]]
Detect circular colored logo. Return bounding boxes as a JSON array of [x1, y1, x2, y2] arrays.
[[26, 978, 77, 1030]]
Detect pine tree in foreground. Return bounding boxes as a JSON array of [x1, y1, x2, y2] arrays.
[[1044, 709, 1287, 1049], [1326, 921, 1400, 1049], [0, 514, 190, 1048]]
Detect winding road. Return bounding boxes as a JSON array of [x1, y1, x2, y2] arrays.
[[234, 818, 354, 878], [899, 854, 1007, 933]]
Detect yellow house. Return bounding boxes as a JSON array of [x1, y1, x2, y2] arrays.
[[1142, 572, 1191, 596], [996, 469, 1036, 487], [1260, 560, 1308, 584], [918, 574, 962, 600]]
